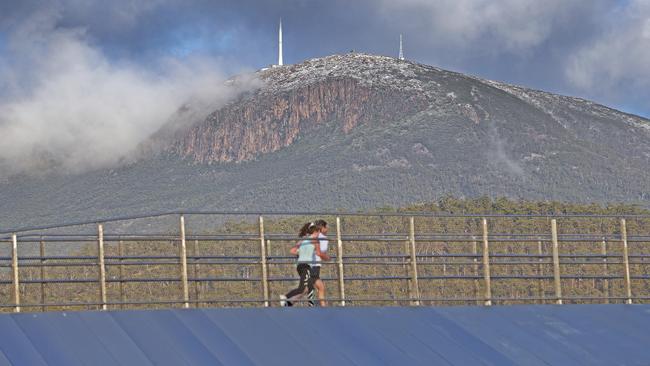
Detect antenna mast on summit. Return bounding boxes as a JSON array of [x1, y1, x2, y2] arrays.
[[278, 19, 283, 66], [399, 34, 404, 60]]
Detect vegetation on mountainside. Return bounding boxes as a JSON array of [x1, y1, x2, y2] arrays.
[[2, 196, 650, 313]]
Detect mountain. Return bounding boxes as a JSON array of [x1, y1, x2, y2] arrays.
[[1, 53, 649, 230]]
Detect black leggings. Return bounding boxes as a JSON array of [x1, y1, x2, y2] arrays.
[[285, 263, 314, 303]]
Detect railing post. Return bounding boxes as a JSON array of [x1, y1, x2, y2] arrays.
[[403, 232, 413, 304], [620, 218, 633, 304], [40, 236, 46, 312], [481, 218, 492, 306], [179, 215, 190, 308], [336, 217, 346, 306], [601, 238, 609, 304], [97, 224, 107, 311], [259, 216, 269, 307], [194, 239, 201, 308], [118, 238, 125, 309], [537, 240, 544, 304], [11, 234, 20, 313], [472, 236, 480, 305], [551, 219, 563, 305], [408, 216, 420, 306]]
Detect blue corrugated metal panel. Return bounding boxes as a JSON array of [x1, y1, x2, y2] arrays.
[[0, 305, 648, 365]]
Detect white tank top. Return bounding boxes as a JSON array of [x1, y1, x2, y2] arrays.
[[313, 233, 329, 267]]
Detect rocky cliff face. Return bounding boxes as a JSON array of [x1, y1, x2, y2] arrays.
[[172, 78, 423, 162], [170, 54, 449, 163]]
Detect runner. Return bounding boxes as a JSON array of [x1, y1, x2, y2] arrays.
[[308, 219, 329, 306], [280, 222, 330, 306]]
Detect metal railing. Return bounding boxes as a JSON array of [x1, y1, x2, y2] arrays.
[[1, 212, 649, 312]]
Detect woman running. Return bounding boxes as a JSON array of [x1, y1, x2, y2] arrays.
[[280, 222, 330, 307], [308, 220, 329, 306]]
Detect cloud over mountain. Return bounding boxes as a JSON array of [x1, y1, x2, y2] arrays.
[[0, 4, 255, 175]]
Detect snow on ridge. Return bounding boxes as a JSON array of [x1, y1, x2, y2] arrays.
[[246, 52, 650, 135], [256, 53, 443, 95], [476, 77, 650, 128]]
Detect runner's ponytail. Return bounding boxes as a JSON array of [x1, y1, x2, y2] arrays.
[[299, 222, 318, 237]]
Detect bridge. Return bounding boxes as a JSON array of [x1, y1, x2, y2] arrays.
[[0, 211, 648, 311], [0, 211, 649, 364]]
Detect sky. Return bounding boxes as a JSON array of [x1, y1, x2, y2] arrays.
[[0, 0, 649, 174]]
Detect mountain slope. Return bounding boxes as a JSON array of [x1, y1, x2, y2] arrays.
[[1, 53, 649, 229]]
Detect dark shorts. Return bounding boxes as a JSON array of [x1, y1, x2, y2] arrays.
[[310, 266, 321, 279]]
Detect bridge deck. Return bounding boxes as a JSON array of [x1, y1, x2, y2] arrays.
[[0, 304, 648, 365]]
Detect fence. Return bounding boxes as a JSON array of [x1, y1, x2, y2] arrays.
[[0, 211, 649, 313]]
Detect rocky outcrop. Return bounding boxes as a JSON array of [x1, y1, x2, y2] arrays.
[[170, 54, 435, 163]]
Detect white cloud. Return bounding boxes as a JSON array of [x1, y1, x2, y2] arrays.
[[566, 1, 650, 92], [0, 6, 256, 175], [379, 0, 595, 53]]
